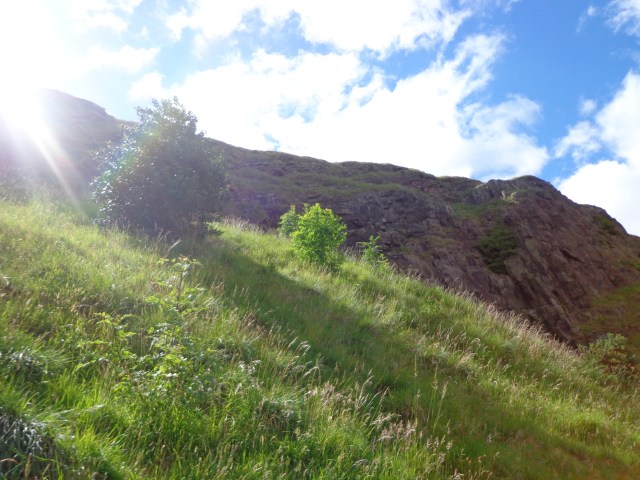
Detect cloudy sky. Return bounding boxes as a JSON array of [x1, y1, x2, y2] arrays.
[[1, 1, 639, 235]]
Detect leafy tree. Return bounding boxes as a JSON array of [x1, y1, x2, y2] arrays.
[[92, 98, 226, 234], [278, 204, 300, 237], [291, 203, 347, 269]]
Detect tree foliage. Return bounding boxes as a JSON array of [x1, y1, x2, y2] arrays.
[[92, 98, 226, 234], [289, 203, 347, 269], [278, 204, 300, 238]]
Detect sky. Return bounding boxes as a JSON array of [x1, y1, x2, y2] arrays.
[[0, 0, 639, 235]]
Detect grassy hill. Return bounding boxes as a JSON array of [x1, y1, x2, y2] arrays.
[[1, 195, 639, 479]]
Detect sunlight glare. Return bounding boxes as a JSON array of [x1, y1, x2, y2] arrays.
[[0, 82, 78, 202]]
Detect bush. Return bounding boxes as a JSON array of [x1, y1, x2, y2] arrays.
[[92, 98, 227, 235], [278, 205, 299, 238], [358, 235, 388, 269], [580, 333, 638, 377], [289, 203, 347, 269], [475, 223, 517, 274]]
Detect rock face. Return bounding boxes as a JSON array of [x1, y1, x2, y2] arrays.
[[217, 141, 640, 345]]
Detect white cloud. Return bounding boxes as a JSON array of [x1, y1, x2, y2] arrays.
[[0, 0, 163, 101], [128, 72, 166, 101], [132, 50, 367, 149], [81, 45, 159, 74], [166, 2, 293, 47], [607, 0, 640, 37], [554, 121, 601, 162], [556, 73, 640, 164], [597, 71, 640, 165], [578, 5, 600, 32], [63, 0, 143, 33], [167, 0, 471, 55], [130, 33, 548, 179], [557, 71, 640, 235], [558, 161, 640, 235], [579, 98, 598, 116], [292, 0, 471, 54], [460, 95, 549, 179]]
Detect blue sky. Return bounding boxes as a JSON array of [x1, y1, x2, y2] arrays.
[[1, 0, 639, 234]]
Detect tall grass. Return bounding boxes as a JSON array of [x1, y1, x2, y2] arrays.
[[0, 198, 639, 479]]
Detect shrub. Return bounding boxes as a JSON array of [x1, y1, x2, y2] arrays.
[[290, 203, 347, 269], [278, 204, 299, 238], [580, 333, 638, 377], [92, 98, 227, 235], [475, 223, 517, 274], [358, 235, 388, 269]]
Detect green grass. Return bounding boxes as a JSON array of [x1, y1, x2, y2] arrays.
[[450, 199, 506, 219], [595, 214, 621, 236], [1, 197, 639, 479]]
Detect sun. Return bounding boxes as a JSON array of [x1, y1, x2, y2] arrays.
[[0, 83, 43, 132], [0, 0, 60, 146], [0, 83, 78, 199], [0, 0, 66, 129], [0, 82, 59, 155]]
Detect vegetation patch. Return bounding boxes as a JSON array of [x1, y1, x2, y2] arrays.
[[451, 199, 505, 219], [475, 222, 518, 274], [581, 283, 640, 357], [1, 197, 639, 479], [579, 333, 638, 378], [596, 214, 621, 236]]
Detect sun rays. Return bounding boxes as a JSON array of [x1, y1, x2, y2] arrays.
[[0, 86, 79, 202]]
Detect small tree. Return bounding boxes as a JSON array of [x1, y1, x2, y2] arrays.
[[358, 235, 388, 269], [92, 98, 226, 234], [291, 203, 347, 269], [278, 204, 299, 237]]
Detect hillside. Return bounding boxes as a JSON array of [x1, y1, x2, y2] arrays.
[[3, 90, 639, 349], [218, 141, 640, 349], [1, 196, 639, 479]]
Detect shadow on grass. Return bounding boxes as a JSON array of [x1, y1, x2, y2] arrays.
[[184, 237, 622, 478]]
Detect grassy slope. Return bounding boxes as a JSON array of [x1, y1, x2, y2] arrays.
[[1, 198, 639, 479]]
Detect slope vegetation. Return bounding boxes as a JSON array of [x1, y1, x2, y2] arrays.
[[1, 196, 639, 479]]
